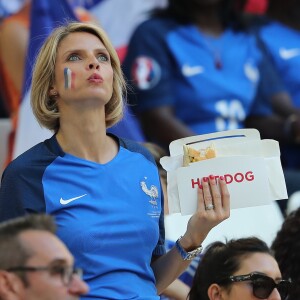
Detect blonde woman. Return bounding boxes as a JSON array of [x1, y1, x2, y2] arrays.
[[0, 22, 230, 299]]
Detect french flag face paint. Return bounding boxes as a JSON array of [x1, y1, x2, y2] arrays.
[[64, 68, 75, 89]]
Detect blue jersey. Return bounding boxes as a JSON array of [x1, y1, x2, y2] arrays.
[[259, 20, 300, 168], [259, 21, 300, 107], [123, 18, 277, 136], [0, 134, 165, 300]]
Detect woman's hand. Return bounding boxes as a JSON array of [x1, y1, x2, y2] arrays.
[[180, 175, 230, 250]]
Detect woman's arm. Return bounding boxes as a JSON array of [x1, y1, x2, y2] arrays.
[[152, 176, 230, 294], [140, 106, 195, 149]]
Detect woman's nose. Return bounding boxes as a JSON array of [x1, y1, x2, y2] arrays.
[[88, 61, 99, 70], [269, 287, 282, 300]]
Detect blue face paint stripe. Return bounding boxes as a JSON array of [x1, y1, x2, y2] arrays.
[[64, 68, 69, 89]]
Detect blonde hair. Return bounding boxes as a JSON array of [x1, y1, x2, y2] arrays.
[[31, 21, 126, 132]]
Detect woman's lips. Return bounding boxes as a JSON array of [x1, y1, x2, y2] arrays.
[[88, 73, 103, 83]]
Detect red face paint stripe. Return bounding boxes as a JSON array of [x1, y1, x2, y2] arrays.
[[71, 71, 75, 89]]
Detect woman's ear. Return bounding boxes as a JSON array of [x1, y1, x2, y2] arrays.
[[207, 283, 225, 300], [49, 87, 58, 98]]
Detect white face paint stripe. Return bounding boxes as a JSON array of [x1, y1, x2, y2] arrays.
[[64, 67, 72, 89]]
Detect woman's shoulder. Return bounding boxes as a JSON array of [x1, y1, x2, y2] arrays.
[[3, 136, 59, 175], [118, 137, 156, 165]]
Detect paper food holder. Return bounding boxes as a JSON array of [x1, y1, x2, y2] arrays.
[[160, 129, 288, 215]]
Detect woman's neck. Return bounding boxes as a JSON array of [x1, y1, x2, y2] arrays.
[[56, 109, 118, 164], [193, 7, 224, 37]]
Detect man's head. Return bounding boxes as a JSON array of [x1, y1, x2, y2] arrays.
[[0, 214, 89, 300]]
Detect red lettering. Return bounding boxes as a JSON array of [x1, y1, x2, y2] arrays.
[[224, 174, 233, 184], [245, 171, 254, 181], [234, 173, 244, 183], [191, 178, 202, 189], [190, 171, 254, 187]]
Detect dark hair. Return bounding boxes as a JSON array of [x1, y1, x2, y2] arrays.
[[152, 0, 248, 31], [266, 0, 300, 25], [272, 208, 300, 300], [0, 214, 56, 271], [188, 237, 272, 300], [267, 0, 294, 16]]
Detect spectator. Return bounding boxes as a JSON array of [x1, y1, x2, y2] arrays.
[[0, 21, 230, 299], [256, 0, 300, 170], [0, 214, 89, 300], [0, 0, 144, 169], [272, 207, 300, 300], [0, 0, 30, 163], [122, 0, 296, 150], [188, 237, 291, 300]]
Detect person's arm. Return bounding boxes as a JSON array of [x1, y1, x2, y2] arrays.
[[140, 106, 195, 149], [151, 176, 230, 294], [245, 114, 283, 141], [271, 92, 300, 118], [246, 91, 300, 144], [0, 18, 29, 98], [246, 43, 300, 144]]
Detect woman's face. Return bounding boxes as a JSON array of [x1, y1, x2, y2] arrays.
[[52, 31, 114, 111], [219, 253, 282, 300]]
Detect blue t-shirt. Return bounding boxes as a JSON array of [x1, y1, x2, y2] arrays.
[[123, 17, 279, 136], [259, 20, 300, 168], [0, 134, 165, 300], [259, 20, 300, 107]]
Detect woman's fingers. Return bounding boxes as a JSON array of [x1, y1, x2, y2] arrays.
[[197, 184, 205, 212], [187, 176, 230, 246], [219, 176, 230, 216], [188, 176, 230, 246], [202, 177, 213, 211], [197, 175, 230, 217]]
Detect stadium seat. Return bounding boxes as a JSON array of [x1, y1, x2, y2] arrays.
[[286, 191, 300, 215], [165, 201, 284, 248]]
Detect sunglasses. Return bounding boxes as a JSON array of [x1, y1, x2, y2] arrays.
[[218, 272, 292, 299]]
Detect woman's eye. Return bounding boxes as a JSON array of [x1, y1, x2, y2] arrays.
[[97, 54, 109, 62], [68, 54, 80, 61]]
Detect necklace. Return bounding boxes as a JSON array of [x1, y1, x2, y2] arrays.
[[213, 50, 223, 70], [201, 33, 223, 70]]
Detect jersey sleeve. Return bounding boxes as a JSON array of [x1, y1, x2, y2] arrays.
[[0, 147, 48, 222], [122, 18, 176, 113], [0, 165, 27, 221]]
